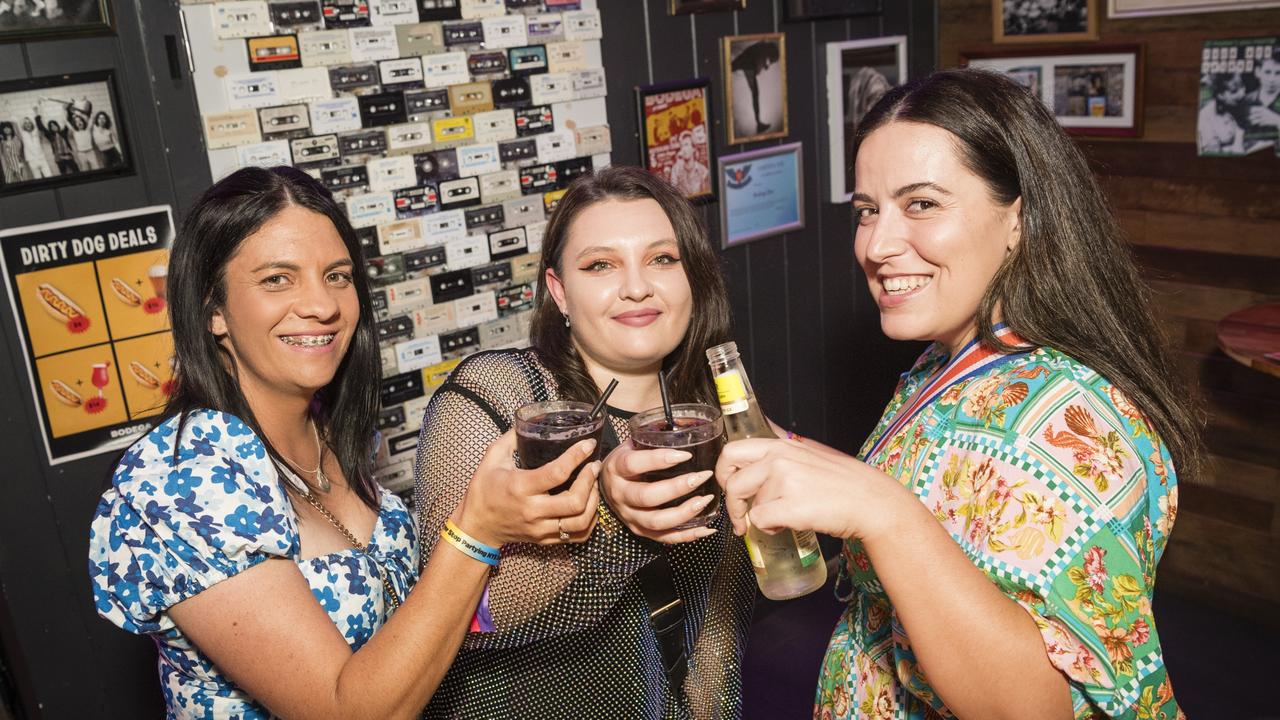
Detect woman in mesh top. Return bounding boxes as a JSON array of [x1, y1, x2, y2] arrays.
[[413, 166, 755, 719]]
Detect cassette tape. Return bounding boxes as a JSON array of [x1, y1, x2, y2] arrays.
[[215, 1, 270, 39], [327, 63, 379, 91], [529, 72, 573, 106], [543, 0, 581, 8], [561, 9, 601, 41], [347, 191, 397, 228], [247, 35, 302, 72], [395, 21, 445, 55], [430, 116, 475, 148], [237, 139, 292, 168], [448, 81, 494, 116], [339, 128, 387, 156], [439, 176, 482, 210], [514, 104, 554, 136], [479, 315, 522, 350], [270, 1, 321, 28], [457, 142, 501, 177], [380, 345, 398, 375], [367, 154, 417, 191], [487, 226, 527, 260], [473, 108, 516, 143], [384, 121, 434, 156], [377, 217, 427, 254], [358, 90, 408, 127], [383, 426, 423, 461], [498, 137, 537, 164], [440, 325, 481, 357], [555, 156, 592, 188], [258, 103, 311, 137], [404, 244, 448, 273], [480, 15, 527, 49], [276, 66, 332, 102], [377, 314, 416, 345], [422, 208, 467, 242], [571, 67, 607, 100], [534, 128, 575, 163], [467, 50, 508, 77], [459, 0, 504, 18], [321, 0, 371, 28], [414, 148, 460, 183], [526, 13, 563, 43], [350, 27, 400, 61], [464, 203, 504, 229], [290, 133, 341, 164], [377, 403, 406, 431], [394, 184, 440, 218], [525, 219, 547, 252], [421, 51, 471, 88], [308, 97, 361, 134], [441, 20, 484, 47], [429, 268, 475, 302], [380, 369, 425, 406], [404, 88, 450, 120], [366, 252, 407, 284], [545, 40, 586, 73], [471, 260, 512, 287], [299, 29, 353, 66], [203, 109, 261, 150], [399, 386, 431, 424], [379, 57, 426, 86], [416, 0, 462, 21], [358, 226, 381, 260], [369, 0, 418, 26], [479, 169, 520, 204], [422, 357, 463, 392], [383, 277, 433, 312], [542, 188, 566, 215], [375, 459, 415, 493], [491, 76, 532, 109], [507, 44, 548, 76], [321, 163, 369, 192], [496, 282, 535, 316], [519, 163, 558, 195], [504, 0, 543, 8], [501, 195, 543, 228], [574, 124, 611, 156], [454, 290, 498, 327], [509, 252, 541, 285], [226, 72, 281, 109], [445, 234, 491, 270], [395, 335, 443, 373]]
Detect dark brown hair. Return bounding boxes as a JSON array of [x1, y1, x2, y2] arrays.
[[529, 165, 731, 406], [853, 68, 1204, 483]]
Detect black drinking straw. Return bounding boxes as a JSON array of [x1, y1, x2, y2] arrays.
[[658, 370, 675, 429], [590, 378, 619, 420]]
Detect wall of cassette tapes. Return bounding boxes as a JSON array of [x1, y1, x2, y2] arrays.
[[178, 0, 613, 501]]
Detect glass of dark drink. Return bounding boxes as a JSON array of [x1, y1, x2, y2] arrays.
[[628, 403, 725, 530], [515, 400, 606, 494]]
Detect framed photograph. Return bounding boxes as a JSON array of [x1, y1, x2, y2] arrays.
[[783, 0, 882, 20], [718, 141, 804, 248], [1196, 37, 1279, 157], [636, 78, 715, 202], [723, 32, 788, 144], [825, 35, 906, 204], [0, 70, 133, 196], [1109, 0, 1280, 17], [0, 0, 113, 42], [993, 0, 1098, 43], [963, 44, 1144, 138], [669, 0, 745, 14]]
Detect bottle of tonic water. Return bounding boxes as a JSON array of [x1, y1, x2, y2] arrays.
[[706, 341, 826, 600]]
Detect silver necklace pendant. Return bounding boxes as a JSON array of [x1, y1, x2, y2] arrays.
[[314, 465, 332, 493]]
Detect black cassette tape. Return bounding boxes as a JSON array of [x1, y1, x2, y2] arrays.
[[498, 137, 537, 163], [442, 20, 484, 47], [405, 88, 449, 118], [467, 51, 508, 76], [471, 260, 512, 286], [328, 63, 378, 91], [405, 244, 448, 272], [321, 0, 371, 28], [366, 253, 407, 284], [413, 149, 459, 183], [505, 0, 541, 7], [339, 129, 387, 156], [520, 163, 558, 195], [492, 77, 532, 109], [394, 185, 439, 218], [429, 268, 475, 302], [514, 104, 554, 136], [386, 429, 421, 458], [321, 163, 369, 192], [358, 91, 408, 127], [556, 156, 592, 188], [370, 288, 388, 314], [380, 59, 425, 87], [438, 176, 482, 210], [356, 226, 380, 258], [377, 404, 407, 431], [417, 0, 461, 20], [377, 314, 415, 344], [380, 370, 425, 406], [271, 1, 321, 26], [497, 282, 535, 315], [488, 227, 527, 260], [440, 326, 480, 356], [464, 204, 504, 229], [508, 45, 548, 76]]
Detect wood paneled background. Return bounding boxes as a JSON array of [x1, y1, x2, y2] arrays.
[[939, 0, 1280, 622]]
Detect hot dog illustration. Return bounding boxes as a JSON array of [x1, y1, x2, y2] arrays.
[[49, 379, 83, 407], [35, 283, 85, 323], [110, 277, 144, 307], [128, 361, 161, 390]]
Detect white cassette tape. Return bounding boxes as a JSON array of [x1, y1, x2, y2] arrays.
[[423, 209, 468, 243], [535, 129, 576, 164], [377, 218, 428, 254], [276, 67, 333, 102], [379, 57, 425, 86], [456, 143, 501, 178], [421, 51, 471, 88], [478, 315, 523, 350], [526, 12, 564, 43], [384, 277, 433, 313], [379, 345, 398, 375], [401, 394, 433, 428], [203, 109, 261, 150], [367, 155, 417, 193], [526, 220, 547, 253], [213, 1, 270, 39], [309, 97, 362, 134], [350, 27, 400, 62], [530, 72, 574, 106], [501, 195, 544, 228], [369, 0, 418, 26], [561, 9, 602, 41], [397, 22, 445, 56], [546, 40, 587, 73], [445, 235, 491, 270], [571, 67, 607, 100], [395, 335, 443, 373], [225, 72, 281, 109], [346, 191, 397, 228], [472, 108, 517, 144], [480, 15, 528, 49], [374, 459, 415, 494], [510, 251, 541, 285], [290, 134, 340, 163], [412, 301, 457, 337], [574, 124, 611, 156], [479, 169, 520, 204], [459, 0, 505, 19], [299, 29, 352, 67], [235, 139, 292, 168], [454, 290, 498, 328], [384, 122, 434, 155]]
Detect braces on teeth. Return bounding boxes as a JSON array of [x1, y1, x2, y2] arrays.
[[282, 335, 335, 346]]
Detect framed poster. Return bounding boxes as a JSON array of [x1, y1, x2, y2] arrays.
[[0, 0, 113, 43], [964, 44, 1144, 138], [0, 206, 176, 465], [669, 0, 745, 13], [0, 70, 133, 195], [1196, 37, 1278, 157], [825, 35, 905, 204], [782, 0, 881, 20], [723, 32, 788, 144], [994, 0, 1098, 43], [1109, 0, 1280, 17], [636, 78, 715, 202], [718, 141, 804, 248]]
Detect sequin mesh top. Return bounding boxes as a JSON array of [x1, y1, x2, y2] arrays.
[[413, 349, 754, 719]]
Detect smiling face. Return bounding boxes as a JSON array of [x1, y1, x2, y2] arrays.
[[209, 204, 359, 405], [852, 121, 1021, 355], [545, 198, 693, 376]]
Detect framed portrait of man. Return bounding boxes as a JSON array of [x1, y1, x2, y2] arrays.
[[635, 78, 715, 202]]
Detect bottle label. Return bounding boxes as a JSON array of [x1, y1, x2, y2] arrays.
[[794, 530, 821, 567], [714, 370, 750, 415], [742, 535, 766, 569]]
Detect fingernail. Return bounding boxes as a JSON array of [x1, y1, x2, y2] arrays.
[[666, 450, 692, 463], [582, 438, 598, 452], [687, 470, 713, 489], [698, 527, 718, 538], [695, 494, 715, 508]]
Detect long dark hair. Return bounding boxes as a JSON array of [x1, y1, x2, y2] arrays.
[[853, 68, 1204, 484], [165, 166, 383, 508], [530, 166, 731, 407]]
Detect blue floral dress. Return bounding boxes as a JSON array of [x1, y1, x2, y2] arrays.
[[88, 409, 418, 719]]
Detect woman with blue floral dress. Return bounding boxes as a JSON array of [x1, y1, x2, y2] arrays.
[[88, 166, 600, 719]]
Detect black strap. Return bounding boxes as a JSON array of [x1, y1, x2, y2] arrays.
[[636, 553, 688, 691]]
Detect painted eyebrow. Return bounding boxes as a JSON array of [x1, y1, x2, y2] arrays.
[[249, 259, 354, 273], [850, 182, 953, 205], [573, 238, 678, 260]]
